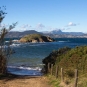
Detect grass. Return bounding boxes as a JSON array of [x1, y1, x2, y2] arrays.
[[77, 74, 87, 87], [47, 74, 60, 87], [46, 73, 87, 87]]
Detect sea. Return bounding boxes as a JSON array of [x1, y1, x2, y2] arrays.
[[4, 38, 87, 76]]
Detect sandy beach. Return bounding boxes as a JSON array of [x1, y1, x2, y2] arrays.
[[0, 75, 52, 87]]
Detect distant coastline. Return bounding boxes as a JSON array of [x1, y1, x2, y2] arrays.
[[5, 30, 87, 38]]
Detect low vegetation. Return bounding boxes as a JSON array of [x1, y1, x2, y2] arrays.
[[43, 45, 87, 87], [42, 47, 71, 73]]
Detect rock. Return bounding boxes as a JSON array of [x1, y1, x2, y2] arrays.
[[19, 34, 54, 43]]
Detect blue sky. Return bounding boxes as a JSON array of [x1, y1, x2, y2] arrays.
[[0, 0, 87, 32]]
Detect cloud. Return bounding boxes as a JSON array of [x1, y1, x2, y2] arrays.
[[68, 22, 76, 26], [36, 23, 45, 29], [19, 24, 32, 31], [65, 22, 77, 27]]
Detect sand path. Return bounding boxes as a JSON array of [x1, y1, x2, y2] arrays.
[[0, 76, 52, 87]]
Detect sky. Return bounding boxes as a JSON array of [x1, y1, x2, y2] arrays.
[[0, 0, 87, 33]]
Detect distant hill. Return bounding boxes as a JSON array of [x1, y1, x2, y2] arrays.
[[5, 30, 42, 38], [43, 29, 84, 35], [5, 29, 86, 38], [43, 29, 85, 38], [50, 29, 63, 34]]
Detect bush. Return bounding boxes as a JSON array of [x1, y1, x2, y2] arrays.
[[65, 70, 74, 78]]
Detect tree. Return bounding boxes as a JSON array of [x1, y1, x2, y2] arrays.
[[0, 6, 17, 74]]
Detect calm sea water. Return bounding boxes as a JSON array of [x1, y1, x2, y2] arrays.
[[5, 38, 87, 75]]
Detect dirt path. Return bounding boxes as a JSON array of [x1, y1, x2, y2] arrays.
[[0, 76, 52, 87]]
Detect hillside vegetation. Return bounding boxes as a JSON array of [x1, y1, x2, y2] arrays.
[[19, 34, 54, 43], [43, 46, 87, 87]]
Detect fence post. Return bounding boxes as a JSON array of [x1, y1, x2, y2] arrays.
[[51, 64, 53, 75], [55, 65, 59, 78], [74, 69, 78, 87], [61, 68, 64, 82], [48, 63, 50, 73]]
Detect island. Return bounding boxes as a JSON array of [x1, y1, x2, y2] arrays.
[[19, 34, 54, 43]]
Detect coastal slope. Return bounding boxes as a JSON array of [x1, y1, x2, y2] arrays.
[[42, 46, 87, 87]]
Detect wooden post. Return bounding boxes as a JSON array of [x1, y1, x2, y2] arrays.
[[48, 63, 50, 73], [74, 69, 78, 87], [61, 68, 64, 82], [55, 65, 59, 78], [51, 64, 53, 75]]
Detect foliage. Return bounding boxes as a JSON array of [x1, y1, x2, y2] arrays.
[[24, 34, 42, 39], [42, 46, 71, 73], [49, 45, 87, 87], [55, 45, 87, 74], [20, 34, 42, 41], [65, 69, 74, 78], [44, 45, 87, 86], [0, 6, 17, 74]]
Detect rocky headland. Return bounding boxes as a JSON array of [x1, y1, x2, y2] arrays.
[[19, 34, 54, 43]]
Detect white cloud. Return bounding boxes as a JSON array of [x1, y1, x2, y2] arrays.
[[36, 23, 45, 29], [67, 22, 76, 26]]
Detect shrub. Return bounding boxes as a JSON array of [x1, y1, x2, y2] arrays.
[[65, 70, 74, 78], [0, 7, 17, 74]]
